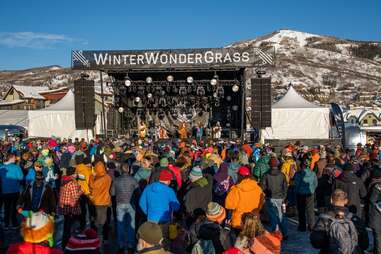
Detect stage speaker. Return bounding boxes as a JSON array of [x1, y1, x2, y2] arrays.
[[74, 78, 95, 129], [251, 78, 272, 128]]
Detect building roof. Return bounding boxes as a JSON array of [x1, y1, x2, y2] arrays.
[[0, 99, 24, 106], [13, 85, 49, 99], [272, 85, 321, 108], [38, 86, 68, 94]]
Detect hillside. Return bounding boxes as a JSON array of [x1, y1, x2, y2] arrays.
[[1, 29, 380, 106]]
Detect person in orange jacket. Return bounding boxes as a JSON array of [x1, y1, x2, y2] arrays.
[[225, 166, 264, 229], [89, 156, 112, 246]]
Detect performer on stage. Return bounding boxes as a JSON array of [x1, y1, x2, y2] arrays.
[[195, 121, 204, 142], [138, 119, 147, 140], [212, 121, 222, 140], [178, 121, 188, 140], [157, 123, 169, 140]]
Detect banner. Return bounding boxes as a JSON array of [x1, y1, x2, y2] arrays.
[[331, 103, 345, 145], [71, 47, 274, 70]]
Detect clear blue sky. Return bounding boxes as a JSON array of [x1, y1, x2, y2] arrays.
[[0, 0, 380, 70]]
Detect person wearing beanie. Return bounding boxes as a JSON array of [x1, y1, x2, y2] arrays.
[[192, 202, 233, 254], [6, 211, 63, 254], [139, 170, 180, 250], [293, 155, 318, 231], [334, 163, 366, 217], [261, 158, 288, 238], [184, 166, 213, 215], [114, 162, 139, 253], [137, 222, 170, 254], [225, 167, 264, 229], [149, 157, 181, 191], [17, 171, 56, 216]]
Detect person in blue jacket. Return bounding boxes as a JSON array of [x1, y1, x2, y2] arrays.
[[139, 169, 180, 249], [0, 153, 23, 230], [294, 154, 318, 232]]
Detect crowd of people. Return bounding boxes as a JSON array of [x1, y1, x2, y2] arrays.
[[0, 136, 380, 254]]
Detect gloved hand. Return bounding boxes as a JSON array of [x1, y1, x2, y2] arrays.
[[18, 209, 32, 218]]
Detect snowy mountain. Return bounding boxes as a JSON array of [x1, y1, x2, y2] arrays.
[[1, 29, 380, 106], [231, 29, 381, 106]]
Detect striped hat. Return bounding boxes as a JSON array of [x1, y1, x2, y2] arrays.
[[189, 166, 203, 182], [206, 202, 226, 224]]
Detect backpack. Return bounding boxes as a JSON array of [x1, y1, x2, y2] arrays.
[[192, 239, 215, 254], [320, 213, 358, 254]]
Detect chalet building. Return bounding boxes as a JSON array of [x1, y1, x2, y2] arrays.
[[2, 85, 68, 110]]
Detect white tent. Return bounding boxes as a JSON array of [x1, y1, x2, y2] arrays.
[[261, 86, 330, 140], [28, 90, 95, 140], [0, 110, 28, 127]]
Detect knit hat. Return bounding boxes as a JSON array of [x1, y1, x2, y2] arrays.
[[189, 166, 203, 182], [159, 169, 173, 182], [160, 158, 169, 168], [21, 211, 54, 246], [206, 202, 226, 224], [269, 157, 279, 168], [138, 222, 163, 245], [238, 166, 250, 176]]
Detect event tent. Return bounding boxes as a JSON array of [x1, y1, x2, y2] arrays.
[[261, 86, 331, 140], [0, 110, 28, 128], [28, 90, 97, 140]]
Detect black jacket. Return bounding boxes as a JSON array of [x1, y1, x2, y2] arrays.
[[310, 206, 369, 254], [17, 182, 56, 215], [261, 168, 288, 199], [368, 180, 381, 232], [184, 174, 213, 214], [334, 171, 367, 215], [197, 220, 233, 254]]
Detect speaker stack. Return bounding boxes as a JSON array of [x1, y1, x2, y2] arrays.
[[74, 77, 95, 129]]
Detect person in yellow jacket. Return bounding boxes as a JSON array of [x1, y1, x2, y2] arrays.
[[281, 152, 298, 185], [74, 155, 93, 230], [89, 157, 112, 246], [225, 166, 264, 229]]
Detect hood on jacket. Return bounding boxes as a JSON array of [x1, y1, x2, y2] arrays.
[[269, 168, 281, 176], [339, 171, 359, 183], [151, 182, 169, 193], [198, 221, 221, 240], [237, 178, 259, 192], [95, 161, 106, 177]]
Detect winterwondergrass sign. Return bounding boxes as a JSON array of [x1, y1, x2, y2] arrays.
[[71, 48, 273, 70]]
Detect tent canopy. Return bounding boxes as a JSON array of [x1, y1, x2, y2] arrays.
[[273, 86, 320, 108], [0, 110, 28, 128], [42, 89, 75, 111], [262, 86, 330, 140], [28, 90, 93, 140]]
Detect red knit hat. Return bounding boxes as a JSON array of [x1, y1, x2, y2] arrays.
[[238, 166, 250, 176], [159, 169, 173, 182], [269, 157, 279, 168]]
